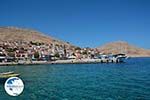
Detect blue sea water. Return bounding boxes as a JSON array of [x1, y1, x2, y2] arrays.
[[0, 58, 150, 100]]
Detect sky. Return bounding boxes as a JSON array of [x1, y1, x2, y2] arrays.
[[0, 0, 150, 48]]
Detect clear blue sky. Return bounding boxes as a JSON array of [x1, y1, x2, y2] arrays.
[[0, 0, 150, 48]]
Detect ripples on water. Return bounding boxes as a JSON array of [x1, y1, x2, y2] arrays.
[[0, 58, 150, 100]]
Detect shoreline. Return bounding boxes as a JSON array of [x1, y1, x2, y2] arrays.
[[0, 58, 115, 66], [0, 57, 149, 66], [0, 59, 103, 66]]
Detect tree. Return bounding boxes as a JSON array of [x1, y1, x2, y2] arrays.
[[7, 52, 15, 57], [6, 48, 15, 52], [34, 52, 39, 59], [75, 47, 81, 50], [30, 41, 44, 46], [54, 53, 60, 58], [82, 51, 88, 55]]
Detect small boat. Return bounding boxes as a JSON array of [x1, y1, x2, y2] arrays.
[[0, 71, 14, 75], [0, 71, 20, 82], [0, 73, 20, 78]]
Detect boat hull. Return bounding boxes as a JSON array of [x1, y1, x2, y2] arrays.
[[0, 73, 20, 83]]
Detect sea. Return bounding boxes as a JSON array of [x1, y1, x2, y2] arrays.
[[0, 57, 150, 100]]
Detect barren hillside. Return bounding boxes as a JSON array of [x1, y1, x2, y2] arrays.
[[0, 27, 75, 48], [96, 41, 150, 57]]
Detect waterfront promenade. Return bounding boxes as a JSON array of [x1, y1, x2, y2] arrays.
[[0, 58, 118, 66]]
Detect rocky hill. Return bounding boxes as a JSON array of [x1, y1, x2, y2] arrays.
[[96, 41, 150, 57], [0, 27, 75, 48]]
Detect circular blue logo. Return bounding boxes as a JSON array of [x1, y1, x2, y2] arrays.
[[4, 77, 24, 96]]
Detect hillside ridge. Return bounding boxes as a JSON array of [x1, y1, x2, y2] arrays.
[[96, 41, 150, 57]]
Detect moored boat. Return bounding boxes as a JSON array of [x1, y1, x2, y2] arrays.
[[113, 53, 127, 63], [97, 53, 127, 63], [0, 71, 14, 75], [0, 73, 20, 78], [0, 71, 20, 82]]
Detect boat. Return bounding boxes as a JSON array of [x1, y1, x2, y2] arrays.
[[0, 73, 20, 78], [0, 71, 14, 75], [97, 54, 109, 62], [0, 71, 20, 82], [113, 53, 127, 63], [97, 53, 127, 63]]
